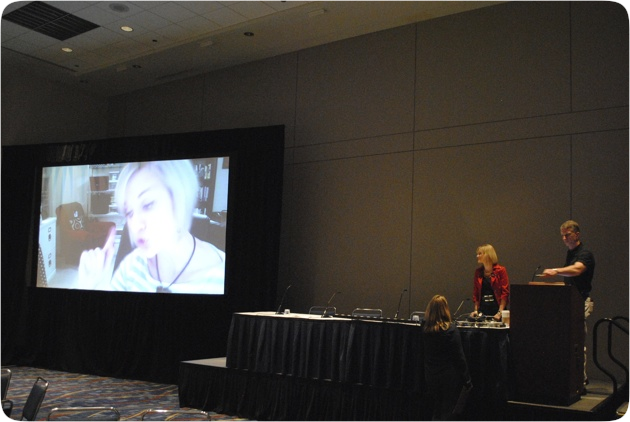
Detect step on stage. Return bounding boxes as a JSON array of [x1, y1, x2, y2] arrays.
[[178, 358, 624, 421]]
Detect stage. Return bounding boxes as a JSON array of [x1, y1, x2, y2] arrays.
[[177, 312, 625, 420], [178, 358, 623, 421]]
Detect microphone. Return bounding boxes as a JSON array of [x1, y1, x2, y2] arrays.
[[322, 291, 341, 318], [394, 288, 408, 319], [275, 284, 293, 314], [531, 265, 541, 281], [453, 298, 470, 319]]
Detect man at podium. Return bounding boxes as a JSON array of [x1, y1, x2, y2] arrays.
[[541, 220, 596, 394]]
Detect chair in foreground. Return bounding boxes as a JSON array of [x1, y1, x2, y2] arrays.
[[351, 308, 383, 318], [140, 409, 211, 421], [1, 368, 11, 400], [2, 399, 13, 418], [21, 376, 49, 421], [309, 306, 336, 316], [47, 406, 120, 421]]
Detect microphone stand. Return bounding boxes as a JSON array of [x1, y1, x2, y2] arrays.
[[275, 285, 292, 314], [394, 289, 407, 319], [322, 291, 341, 318], [453, 298, 470, 319], [531, 265, 541, 281]]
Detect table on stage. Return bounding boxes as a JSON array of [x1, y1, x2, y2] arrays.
[[216, 311, 509, 419]]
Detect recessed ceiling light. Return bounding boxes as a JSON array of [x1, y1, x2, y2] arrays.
[[120, 26, 133, 32], [61, 47, 73, 53], [244, 32, 254, 37]]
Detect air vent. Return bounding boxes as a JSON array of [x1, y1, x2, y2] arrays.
[[3, 1, 99, 41]]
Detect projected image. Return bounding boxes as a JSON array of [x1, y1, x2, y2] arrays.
[[37, 158, 229, 294]]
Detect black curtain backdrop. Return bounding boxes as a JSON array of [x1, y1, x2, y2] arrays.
[[1, 126, 284, 384]]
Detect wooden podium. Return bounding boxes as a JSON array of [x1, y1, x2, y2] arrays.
[[510, 283, 584, 406]]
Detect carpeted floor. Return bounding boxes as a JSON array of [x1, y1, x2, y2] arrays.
[[3, 366, 246, 421]]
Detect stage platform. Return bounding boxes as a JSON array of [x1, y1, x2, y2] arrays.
[[178, 357, 626, 421]]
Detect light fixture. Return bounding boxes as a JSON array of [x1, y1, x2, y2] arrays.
[[308, 8, 326, 17], [120, 26, 133, 32], [109, 3, 130, 13], [61, 47, 73, 53]]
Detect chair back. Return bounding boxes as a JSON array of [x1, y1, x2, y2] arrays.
[[309, 306, 336, 316], [21, 377, 48, 421], [2, 399, 13, 418], [1, 368, 11, 400], [351, 308, 383, 318], [55, 202, 86, 232], [47, 406, 120, 421], [410, 311, 425, 322], [140, 409, 211, 421]]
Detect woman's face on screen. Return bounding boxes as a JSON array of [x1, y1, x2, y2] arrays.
[[124, 167, 178, 257]]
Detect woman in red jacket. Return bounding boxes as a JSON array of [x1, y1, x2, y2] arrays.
[[470, 244, 510, 321]]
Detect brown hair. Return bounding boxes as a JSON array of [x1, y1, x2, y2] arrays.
[[423, 294, 452, 333]]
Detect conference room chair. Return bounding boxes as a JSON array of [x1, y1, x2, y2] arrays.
[[47, 406, 120, 421], [1, 368, 11, 400], [2, 399, 13, 418], [55, 202, 116, 265], [351, 308, 383, 318], [140, 409, 211, 421], [308, 306, 336, 316], [20, 376, 49, 421]]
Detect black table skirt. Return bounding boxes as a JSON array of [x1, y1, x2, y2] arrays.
[[180, 312, 510, 420], [226, 313, 509, 390]]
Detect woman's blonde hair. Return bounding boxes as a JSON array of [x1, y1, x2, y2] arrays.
[[423, 295, 452, 333], [476, 244, 498, 267], [116, 159, 199, 242]]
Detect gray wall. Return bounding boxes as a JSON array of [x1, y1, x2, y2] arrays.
[[2, 2, 628, 382]]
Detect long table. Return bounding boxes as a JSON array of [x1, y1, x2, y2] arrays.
[[186, 311, 509, 419]]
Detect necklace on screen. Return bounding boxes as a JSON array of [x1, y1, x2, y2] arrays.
[[156, 234, 196, 293]]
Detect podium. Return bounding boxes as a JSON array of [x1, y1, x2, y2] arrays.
[[510, 283, 584, 406]]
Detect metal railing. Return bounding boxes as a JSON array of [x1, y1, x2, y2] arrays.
[[593, 316, 629, 394]]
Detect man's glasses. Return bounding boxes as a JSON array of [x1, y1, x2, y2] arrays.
[[561, 232, 575, 239]]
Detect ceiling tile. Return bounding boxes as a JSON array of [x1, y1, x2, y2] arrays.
[[150, 2, 198, 23], [73, 4, 121, 26], [2, 36, 40, 54], [2, 1, 29, 15], [229, 2, 277, 20], [1, 20, 30, 38], [204, 7, 248, 27], [130, 2, 166, 10], [48, 1, 96, 14], [177, 15, 221, 34], [128, 9, 172, 30], [178, 1, 225, 15]]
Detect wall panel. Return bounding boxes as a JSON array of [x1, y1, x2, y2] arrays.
[[415, 1, 571, 130], [287, 151, 414, 317], [295, 24, 416, 146], [202, 54, 298, 147], [571, 2, 629, 111], [411, 136, 571, 311]]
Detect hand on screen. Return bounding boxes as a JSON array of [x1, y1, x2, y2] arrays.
[[78, 226, 117, 290]]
